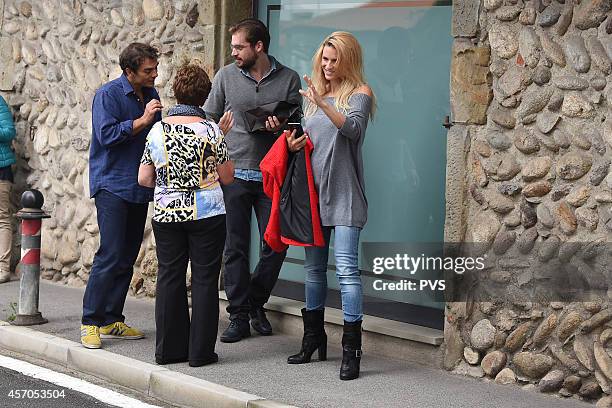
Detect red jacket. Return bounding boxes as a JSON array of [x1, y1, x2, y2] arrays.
[[260, 133, 325, 252]]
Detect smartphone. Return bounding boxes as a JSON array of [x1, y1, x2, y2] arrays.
[[287, 122, 304, 137]]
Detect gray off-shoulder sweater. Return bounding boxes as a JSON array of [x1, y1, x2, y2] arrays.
[[304, 93, 372, 228]]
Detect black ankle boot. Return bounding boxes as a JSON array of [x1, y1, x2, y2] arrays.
[[287, 308, 327, 364], [340, 320, 362, 380]]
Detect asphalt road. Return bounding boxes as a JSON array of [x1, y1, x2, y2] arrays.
[[0, 348, 175, 408], [0, 366, 116, 408]]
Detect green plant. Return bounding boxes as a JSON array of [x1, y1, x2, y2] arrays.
[[2, 301, 17, 322]]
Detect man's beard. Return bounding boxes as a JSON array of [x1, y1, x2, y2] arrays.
[[236, 55, 256, 70]]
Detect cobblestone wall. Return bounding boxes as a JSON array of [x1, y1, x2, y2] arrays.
[[446, 0, 612, 405], [4, 0, 612, 403], [0, 0, 250, 295]]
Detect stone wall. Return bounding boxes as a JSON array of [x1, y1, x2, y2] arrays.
[[447, 0, 612, 405], [0, 0, 250, 293], [4, 0, 612, 403]]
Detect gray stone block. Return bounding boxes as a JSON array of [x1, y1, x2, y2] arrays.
[[452, 0, 481, 37], [444, 125, 469, 243], [67, 347, 163, 393], [0, 37, 15, 91], [0, 325, 73, 366], [149, 370, 261, 408]]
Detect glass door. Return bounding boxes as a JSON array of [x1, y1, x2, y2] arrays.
[[255, 0, 452, 329]]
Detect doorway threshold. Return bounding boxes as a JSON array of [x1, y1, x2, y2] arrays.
[[219, 291, 443, 346]]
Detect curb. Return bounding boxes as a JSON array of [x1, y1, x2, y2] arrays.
[[0, 322, 297, 408]]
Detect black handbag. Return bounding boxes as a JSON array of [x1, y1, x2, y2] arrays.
[[244, 101, 300, 134]]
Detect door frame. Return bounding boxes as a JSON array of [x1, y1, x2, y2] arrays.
[[254, 0, 450, 330]]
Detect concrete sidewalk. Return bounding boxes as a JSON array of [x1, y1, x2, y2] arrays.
[[0, 280, 594, 408]]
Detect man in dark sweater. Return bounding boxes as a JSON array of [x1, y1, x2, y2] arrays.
[[204, 18, 302, 342]]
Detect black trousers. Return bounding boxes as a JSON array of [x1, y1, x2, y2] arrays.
[[222, 179, 287, 321], [152, 215, 225, 364]]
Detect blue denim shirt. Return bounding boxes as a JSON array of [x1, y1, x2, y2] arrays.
[[235, 168, 263, 182], [89, 74, 161, 203]]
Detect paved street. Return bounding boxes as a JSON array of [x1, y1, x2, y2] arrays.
[[0, 280, 597, 408], [0, 346, 176, 408], [0, 365, 117, 408], [0, 347, 175, 408]]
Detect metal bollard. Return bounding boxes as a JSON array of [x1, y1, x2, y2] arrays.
[[11, 189, 50, 326]]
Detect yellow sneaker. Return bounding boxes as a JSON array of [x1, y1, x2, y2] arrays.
[[80, 325, 101, 349], [99, 322, 144, 339]]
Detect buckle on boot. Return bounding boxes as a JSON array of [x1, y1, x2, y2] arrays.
[[355, 350, 362, 358]]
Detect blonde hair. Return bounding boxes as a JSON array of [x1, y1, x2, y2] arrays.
[[304, 31, 376, 118]]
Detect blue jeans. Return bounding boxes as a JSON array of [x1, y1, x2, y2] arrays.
[[304, 226, 362, 322], [82, 190, 148, 326]]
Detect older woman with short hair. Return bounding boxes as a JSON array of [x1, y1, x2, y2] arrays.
[[139, 64, 234, 367]]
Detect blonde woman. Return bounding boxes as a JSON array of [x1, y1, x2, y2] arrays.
[[285, 31, 375, 380]]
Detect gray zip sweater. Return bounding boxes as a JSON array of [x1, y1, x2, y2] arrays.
[[204, 57, 302, 170]]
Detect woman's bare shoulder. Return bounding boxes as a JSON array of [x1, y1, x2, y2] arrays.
[[354, 84, 373, 97]]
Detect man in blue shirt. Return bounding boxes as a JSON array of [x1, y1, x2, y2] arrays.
[[81, 43, 162, 349]]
